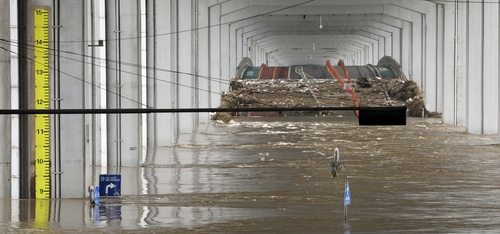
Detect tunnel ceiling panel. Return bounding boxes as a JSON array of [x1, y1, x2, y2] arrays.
[[218, 0, 432, 66]]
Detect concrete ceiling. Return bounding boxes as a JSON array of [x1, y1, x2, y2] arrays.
[[212, 0, 442, 66]]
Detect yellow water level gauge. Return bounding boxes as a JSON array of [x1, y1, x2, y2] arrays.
[[34, 8, 50, 199]]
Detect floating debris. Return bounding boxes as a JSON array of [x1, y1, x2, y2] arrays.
[[212, 76, 440, 122]]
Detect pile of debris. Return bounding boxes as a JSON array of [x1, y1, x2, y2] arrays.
[[365, 77, 440, 118], [211, 77, 440, 123]]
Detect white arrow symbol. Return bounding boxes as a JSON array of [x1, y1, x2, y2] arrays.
[[106, 183, 115, 195]]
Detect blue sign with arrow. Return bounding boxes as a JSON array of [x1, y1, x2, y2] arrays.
[[99, 174, 121, 197], [344, 181, 351, 205]]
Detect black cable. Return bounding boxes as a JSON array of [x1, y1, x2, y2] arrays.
[[2, 0, 421, 112], [2, 40, 367, 114], [0, 40, 235, 108], [53, 0, 316, 44], [0, 106, 407, 115], [0, 39, 232, 88], [0, 39, 352, 106], [0, 45, 152, 108], [38, 0, 498, 44]]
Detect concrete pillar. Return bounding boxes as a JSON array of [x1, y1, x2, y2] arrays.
[[362, 45, 368, 64], [456, 3, 468, 126], [146, 0, 176, 147], [9, 0, 20, 199], [401, 22, 411, 80], [373, 42, 380, 63], [15, 0, 99, 198], [442, 1, 467, 125], [368, 44, 374, 64], [412, 13, 424, 88], [481, 2, 498, 134], [197, 0, 212, 122], [220, 24, 230, 87], [251, 40, 257, 63], [436, 3, 445, 115], [106, 0, 142, 168], [466, 1, 499, 134], [467, 0, 484, 134], [262, 48, 267, 65], [83, 1, 106, 197], [0, 0, 12, 199], [176, 0, 195, 133], [424, 2, 440, 113], [51, 0, 100, 198], [229, 24, 238, 77], [209, 4, 222, 108], [442, 2, 455, 124], [97, 0, 108, 167], [235, 28, 244, 69], [390, 31, 398, 63]]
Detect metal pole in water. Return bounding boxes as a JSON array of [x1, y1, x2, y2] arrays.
[[344, 204, 347, 220]]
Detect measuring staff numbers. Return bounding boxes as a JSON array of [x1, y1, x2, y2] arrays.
[[34, 8, 51, 199]]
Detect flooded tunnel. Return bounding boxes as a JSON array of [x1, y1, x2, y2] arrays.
[[1, 0, 500, 233]]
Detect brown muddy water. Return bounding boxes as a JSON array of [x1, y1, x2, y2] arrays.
[[2, 112, 500, 233]]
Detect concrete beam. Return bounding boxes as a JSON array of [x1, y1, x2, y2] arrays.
[[219, 0, 431, 16], [254, 34, 374, 64], [243, 24, 398, 61]]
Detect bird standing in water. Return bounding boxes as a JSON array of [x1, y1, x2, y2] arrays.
[[327, 147, 344, 178]]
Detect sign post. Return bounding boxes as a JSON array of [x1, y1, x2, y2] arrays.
[[344, 181, 351, 220]]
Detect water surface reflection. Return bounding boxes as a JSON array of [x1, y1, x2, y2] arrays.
[[2, 114, 500, 233]]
